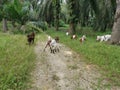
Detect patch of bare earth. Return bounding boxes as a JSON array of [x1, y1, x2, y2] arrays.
[[29, 41, 120, 90]]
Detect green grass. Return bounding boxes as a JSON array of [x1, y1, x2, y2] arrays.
[[46, 28, 120, 86], [0, 32, 36, 90], [0, 21, 49, 89]]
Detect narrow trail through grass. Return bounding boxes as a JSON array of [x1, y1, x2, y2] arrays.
[[29, 35, 120, 90]]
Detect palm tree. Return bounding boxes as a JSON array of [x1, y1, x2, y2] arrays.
[[66, 0, 100, 34], [66, 0, 116, 34], [88, 0, 116, 31], [5, 0, 30, 27], [54, 0, 61, 31], [67, 0, 80, 34], [27, 0, 41, 21], [0, 0, 9, 32], [110, 0, 120, 44], [39, 0, 54, 27], [39, 0, 61, 31]]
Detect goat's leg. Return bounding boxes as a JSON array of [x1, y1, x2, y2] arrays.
[[57, 48, 59, 52], [53, 49, 55, 54], [49, 46, 53, 53], [50, 49, 53, 53], [29, 39, 32, 45], [32, 38, 34, 44], [54, 48, 57, 52]]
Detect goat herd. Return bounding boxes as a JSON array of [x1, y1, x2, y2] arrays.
[[26, 31, 111, 54], [66, 31, 111, 42]]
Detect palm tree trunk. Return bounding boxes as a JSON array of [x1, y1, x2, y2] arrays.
[[2, 18, 8, 32], [68, 0, 76, 35], [69, 23, 76, 35], [55, 11, 59, 31], [55, 19, 59, 31], [110, 0, 120, 44], [55, 0, 60, 31]]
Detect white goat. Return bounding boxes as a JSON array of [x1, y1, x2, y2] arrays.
[[104, 35, 111, 41], [50, 39, 60, 53], [66, 32, 69, 36], [44, 36, 60, 53], [96, 35, 111, 42]]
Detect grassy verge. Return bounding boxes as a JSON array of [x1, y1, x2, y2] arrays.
[[46, 28, 120, 86], [0, 32, 36, 90]]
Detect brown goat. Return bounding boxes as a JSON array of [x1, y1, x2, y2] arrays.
[[27, 32, 35, 45]]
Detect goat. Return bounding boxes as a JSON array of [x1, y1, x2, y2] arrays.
[[104, 35, 111, 41], [27, 32, 35, 45], [79, 35, 86, 43], [66, 32, 69, 36], [44, 36, 60, 54], [96, 35, 111, 42], [71, 35, 77, 39]]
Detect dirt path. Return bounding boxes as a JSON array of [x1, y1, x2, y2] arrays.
[[29, 41, 120, 90]]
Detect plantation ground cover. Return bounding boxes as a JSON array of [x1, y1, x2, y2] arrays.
[[0, 32, 36, 90], [46, 27, 120, 86], [0, 26, 120, 89]]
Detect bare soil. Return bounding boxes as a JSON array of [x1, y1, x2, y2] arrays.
[[29, 41, 120, 90]]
